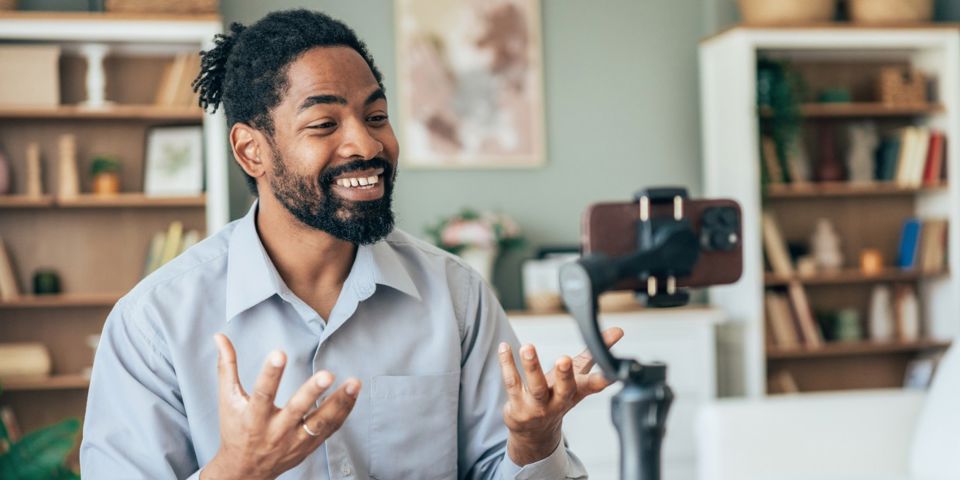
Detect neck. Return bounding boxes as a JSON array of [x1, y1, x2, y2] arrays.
[[255, 193, 356, 315]]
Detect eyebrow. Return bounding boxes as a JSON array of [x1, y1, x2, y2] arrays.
[[297, 88, 386, 113]]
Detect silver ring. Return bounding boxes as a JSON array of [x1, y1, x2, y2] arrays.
[[301, 422, 320, 437]]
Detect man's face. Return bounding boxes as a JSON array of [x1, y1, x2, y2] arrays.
[[265, 46, 399, 245]]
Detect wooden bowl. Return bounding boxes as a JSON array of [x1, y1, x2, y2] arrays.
[[738, 0, 836, 24]]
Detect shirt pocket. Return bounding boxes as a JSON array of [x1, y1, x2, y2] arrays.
[[369, 372, 460, 480]]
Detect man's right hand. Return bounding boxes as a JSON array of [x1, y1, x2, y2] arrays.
[[201, 334, 361, 480]]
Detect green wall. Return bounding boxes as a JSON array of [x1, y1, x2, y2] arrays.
[[221, 0, 706, 309]]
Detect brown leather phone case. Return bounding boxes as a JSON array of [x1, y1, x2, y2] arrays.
[[582, 199, 743, 291]]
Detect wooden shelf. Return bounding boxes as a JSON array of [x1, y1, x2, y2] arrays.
[[765, 181, 947, 199], [767, 339, 951, 360], [57, 193, 205, 208], [765, 268, 948, 286], [0, 104, 204, 121], [2, 374, 90, 391], [760, 102, 945, 118], [0, 194, 55, 208], [0, 293, 120, 309]]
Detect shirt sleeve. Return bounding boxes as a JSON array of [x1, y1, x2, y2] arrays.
[[457, 273, 589, 480], [80, 300, 201, 479]]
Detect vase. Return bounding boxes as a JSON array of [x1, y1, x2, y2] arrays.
[[92, 172, 120, 195], [459, 245, 498, 286]]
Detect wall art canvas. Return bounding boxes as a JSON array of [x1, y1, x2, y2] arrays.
[[395, 0, 545, 168]]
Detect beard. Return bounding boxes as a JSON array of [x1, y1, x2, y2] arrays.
[[269, 151, 396, 245]]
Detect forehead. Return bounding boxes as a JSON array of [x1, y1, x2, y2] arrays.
[[283, 46, 379, 101]]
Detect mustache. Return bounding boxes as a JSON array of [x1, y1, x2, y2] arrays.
[[320, 157, 393, 185]]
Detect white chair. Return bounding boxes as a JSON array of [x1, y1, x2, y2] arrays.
[[696, 344, 960, 480]]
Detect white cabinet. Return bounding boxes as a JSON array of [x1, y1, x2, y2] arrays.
[[509, 307, 725, 480]]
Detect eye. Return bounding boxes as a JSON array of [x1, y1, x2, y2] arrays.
[[367, 114, 389, 125], [307, 121, 337, 130]]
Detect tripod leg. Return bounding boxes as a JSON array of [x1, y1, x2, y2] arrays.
[[611, 381, 673, 480]]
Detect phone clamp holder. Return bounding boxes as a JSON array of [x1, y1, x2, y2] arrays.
[[634, 188, 699, 308], [560, 186, 714, 480]]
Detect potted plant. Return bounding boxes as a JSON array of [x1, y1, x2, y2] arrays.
[[0, 386, 80, 479], [90, 155, 121, 195]]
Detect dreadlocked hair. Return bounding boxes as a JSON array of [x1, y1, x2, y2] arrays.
[[191, 10, 385, 194]]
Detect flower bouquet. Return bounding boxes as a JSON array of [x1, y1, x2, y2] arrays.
[[425, 209, 524, 282]]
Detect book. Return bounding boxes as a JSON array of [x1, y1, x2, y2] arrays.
[[787, 281, 822, 348], [919, 219, 947, 273], [155, 53, 189, 106], [173, 54, 201, 107], [761, 136, 783, 184], [894, 127, 915, 185], [178, 229, 200, 255], [143, 231, 166, 276], [0, 236, 20, 300], [768, 369, 800, 394], [765, 292, 800, 348], [0, 405, 21, 442], [875, 136, 901, 181], [897, 218, 922, 269], [762, 211, 794, 275], [158, 221, 184, 266], [923, 130, 945, 185], [909, 127, 931, 186]]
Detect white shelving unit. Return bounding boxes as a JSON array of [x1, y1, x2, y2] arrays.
[[699, 26, 960, 397]]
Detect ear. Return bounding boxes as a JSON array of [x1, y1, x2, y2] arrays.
[[230, 122, 270, 181]]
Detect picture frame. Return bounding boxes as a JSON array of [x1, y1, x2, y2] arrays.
[[394, 0, 546, 169], [143, 126, 204, 196]]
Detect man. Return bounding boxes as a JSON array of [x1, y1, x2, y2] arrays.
[[80, 9, 621, 479]]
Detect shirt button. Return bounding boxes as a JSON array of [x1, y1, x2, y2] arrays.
[[340, 463, 352, 476]]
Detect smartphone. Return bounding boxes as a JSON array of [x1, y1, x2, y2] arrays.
[[581, 198, 743, 291]]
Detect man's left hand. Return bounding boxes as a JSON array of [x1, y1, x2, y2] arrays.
[[497, 327, 625, 466]]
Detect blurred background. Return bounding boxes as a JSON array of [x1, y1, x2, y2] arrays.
[[2, 1, 960, 479]]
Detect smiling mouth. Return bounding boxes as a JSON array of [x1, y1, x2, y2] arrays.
[[331, 168, 385, 190]]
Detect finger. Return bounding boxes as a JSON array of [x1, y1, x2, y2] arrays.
[[248, 349, 287, 422], [497, 343, 524, 402], [576, 372, 615, 401], [214, 334, 245, 400], [551, 356, 576, 405], [572, 327, 625, 374], [300, 378, 361, 442], [276, 370, 335, 430], [520, 344, 550, 404]]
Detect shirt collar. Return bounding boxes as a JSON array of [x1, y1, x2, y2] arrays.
[[224, 200, 421, 323]]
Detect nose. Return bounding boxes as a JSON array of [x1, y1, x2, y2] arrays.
[[338, 118, 384, 160]]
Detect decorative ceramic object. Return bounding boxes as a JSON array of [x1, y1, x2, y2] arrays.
[[32, 269, 61, 295], [810, 218, 843, 271], [895, 285, 921, 341], [25, 142, 42, 197], [869, 285, 894, 341], [79, 43, 111, 107], [834, 308, 863, 342], [57, 134, 79, 198], [846, 122, 878, 183], [459, 245, 497, 286]]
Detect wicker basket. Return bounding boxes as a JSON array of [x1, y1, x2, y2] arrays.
[[738, 0, 836, 24], [878, 67, 927, 105], [105, 0, 218, 14], [849, 0, 933, 23]]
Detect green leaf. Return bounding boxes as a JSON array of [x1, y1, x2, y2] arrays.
[[0, 418, 80, 480]]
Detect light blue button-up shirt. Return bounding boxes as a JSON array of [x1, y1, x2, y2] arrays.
[[80, 202, 587, 479]]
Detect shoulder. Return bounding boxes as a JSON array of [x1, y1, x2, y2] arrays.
[[111, 220, 236, 325]]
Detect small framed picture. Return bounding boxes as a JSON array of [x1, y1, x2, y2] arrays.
[[144, 126, 204, 196]]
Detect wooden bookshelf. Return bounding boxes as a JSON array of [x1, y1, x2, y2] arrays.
[[56, 193, 206, 208], [760, 102, 944, 118], [767, 339, 951, 360], [765, 268, 949, 286], [0, 194, 55, 208], [765, 181, 948, 199], [2, 374, 90, 391], [0, 104, 203, 121], [0, 194, 205, 208], [0, 293, 121, 309]]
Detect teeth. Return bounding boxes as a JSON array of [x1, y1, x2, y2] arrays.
[[335, 174, 382, 188]]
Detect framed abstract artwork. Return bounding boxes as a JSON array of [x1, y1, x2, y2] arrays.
[[395, 0, 545, 168]]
